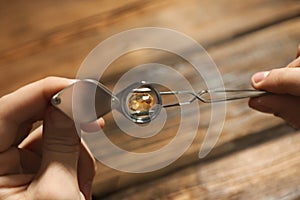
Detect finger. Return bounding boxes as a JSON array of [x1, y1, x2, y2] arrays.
[[78, 142, 96, 200], [286, 45, 300, 67], [287, 57, 300, 68], [31, 107, 82, 199], [0, 174, 34, 188], [19, 125, 43, 157], [0, 147, 21, 175], [18, 126, 43, 174], [80, 118, 105, 132], [0, 147, 40, 175], [251, 68, 300, 96], [0, 77, 74, 152], [19, 149, 41, 174], [11, 122, 33, 147], [13, 121, 43, 148], [249, 94, 300, 128]]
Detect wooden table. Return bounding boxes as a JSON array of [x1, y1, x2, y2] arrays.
[[1, 0, 300, 199]]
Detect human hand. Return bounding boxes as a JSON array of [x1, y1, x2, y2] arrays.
[[249, 45, 300, 129], [0, 77, 103, 200]]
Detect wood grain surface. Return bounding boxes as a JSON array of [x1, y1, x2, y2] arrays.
[[0, 0, 299, 199]]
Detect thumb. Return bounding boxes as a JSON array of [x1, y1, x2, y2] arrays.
[[251, 68, 300, 96], [30, 107, 83, 200], [42, 106, 80, 168]]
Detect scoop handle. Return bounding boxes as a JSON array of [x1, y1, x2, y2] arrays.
[[51, 79, 119, 123]]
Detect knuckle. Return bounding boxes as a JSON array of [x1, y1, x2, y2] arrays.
[[43, 135, 80, 154], [267, 69, 288, 93], [41, 76, 59, 99]]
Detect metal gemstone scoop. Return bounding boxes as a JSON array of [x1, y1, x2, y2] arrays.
[[51, 79, 267, 124]]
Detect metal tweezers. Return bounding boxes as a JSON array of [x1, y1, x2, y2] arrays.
[[160, 89, 267, 108]]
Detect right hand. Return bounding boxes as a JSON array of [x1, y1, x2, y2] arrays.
[[249, 45, 300, 129]]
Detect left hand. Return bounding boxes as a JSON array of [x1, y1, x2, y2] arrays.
[[0, 77, 101, 200]]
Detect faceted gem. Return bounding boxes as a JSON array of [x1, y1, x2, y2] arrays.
[[128, 92, 155, 114]]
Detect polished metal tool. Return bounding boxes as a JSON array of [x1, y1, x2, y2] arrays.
[[51, 79, 266, 124]]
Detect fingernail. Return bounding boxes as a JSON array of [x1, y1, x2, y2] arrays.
[[252, 71, 270, 84], [70, 79, 79, 84], [99, 118, 105, 129]]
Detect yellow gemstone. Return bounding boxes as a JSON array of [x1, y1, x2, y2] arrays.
[[128, 92, 155, 114]]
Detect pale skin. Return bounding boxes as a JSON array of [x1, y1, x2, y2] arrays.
[[0, 46, 299, 200], [0, 77, 104, 200], [249, 45, 300, 129]]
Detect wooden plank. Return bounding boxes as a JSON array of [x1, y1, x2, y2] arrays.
[[1, 0, 299, 57], [92, 18, 300, 197], [0, 0, 149, 52], [104, 128, 300, 200], [1, 0, 300, 94]]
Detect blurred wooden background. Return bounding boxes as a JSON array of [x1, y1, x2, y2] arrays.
[[1, 0, 300, 199]]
